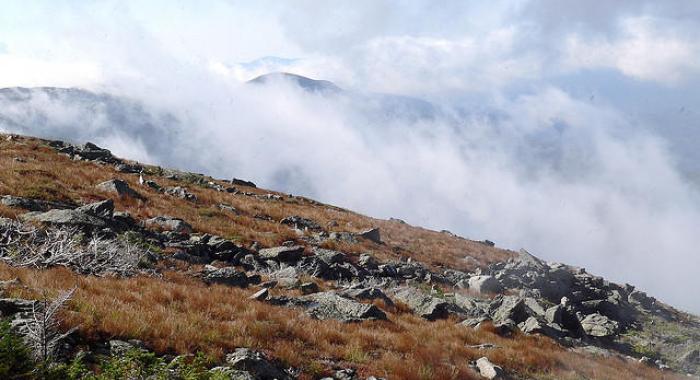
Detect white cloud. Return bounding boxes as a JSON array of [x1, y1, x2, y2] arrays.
[[562, 17, 700, 84], [0, 55, 102, 88]]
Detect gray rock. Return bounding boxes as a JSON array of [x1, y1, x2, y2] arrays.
[[580, 313, 619, 337], [75, 199, 114, 218], [226, 348, 291, 380], [393, 287, 466, 321], [475, 357, 505, 379], [96, 179, 143, 199], [358, 253, 379, 270], [144, 216, 193, 234], [1, 195, 73, 212], [490, 296, 533, 325], [522, 298, 546, 317], [544, 305, 563, 325], [269, 267, 300, 288], [165, 186, 197, 201], [20, 209, 107, 229], [204, 267, 250, 288], [468, 275, 502, 294], [518, 317, 564, 338], [358, 228, 381, 244], [339, 287, 394, 307], [258, 246, 304, 262], [302, 291, 387, 322], [231, 178, 256, 188], [312, 248, 346, 264], [281, 215, 321, 231]]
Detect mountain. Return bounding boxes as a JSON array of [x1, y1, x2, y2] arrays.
[[0, 133, 697, 379], [249, 72, 342, 94]]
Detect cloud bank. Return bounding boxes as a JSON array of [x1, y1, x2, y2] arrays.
[[0, 0, 699, 312]]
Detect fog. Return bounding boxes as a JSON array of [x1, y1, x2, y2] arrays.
[[0, 1, 699, 313]]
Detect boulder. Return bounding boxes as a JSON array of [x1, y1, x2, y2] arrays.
[[393, 287, 466, 321], [339, 287, 394, 307], [270, 267, 301, 288], [76, 142, 114, 161], [96, 179, 142, 199], [312, 248, 346, 264], [144, 216, 193, 234], [1, 195, 73, 212], [226, 348, 291, 380], [358, 228, 381, 244], [490, 296, 532, 325], [468, 275, 502, 294], [76, 199, 114, 218], [302, 291, 387, 322], [21, 209, 107, 229], [280, 215, 321, 231], [518, 317, 563, 338], [204, 267, 250, 288], [165, 186, 197, 201], [358, 253, 379, 270], [258, 246, 304, 262], [580, 313, 619, 337], [231, 178, 256, 188], [475, 357, 505, 379], [544, 305, 564, 325]]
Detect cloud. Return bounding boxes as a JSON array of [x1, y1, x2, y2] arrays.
[[562, 17, 700, 84]]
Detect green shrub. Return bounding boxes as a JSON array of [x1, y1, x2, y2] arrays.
[[0, 319, 34, 379]]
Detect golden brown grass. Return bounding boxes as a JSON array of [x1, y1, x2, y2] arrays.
[[0, 264, 681, 380]]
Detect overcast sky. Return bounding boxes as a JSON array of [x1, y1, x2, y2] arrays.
[[1, 1, 700, 312]]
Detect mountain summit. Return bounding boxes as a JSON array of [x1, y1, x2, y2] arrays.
[[249, 72, 342, 94]]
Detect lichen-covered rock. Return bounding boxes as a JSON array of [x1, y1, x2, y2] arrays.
[[580, 313, 619, 337], [302, 291, 387, 322], [393, 287, 466, 321], [144, 216, 193, 234]]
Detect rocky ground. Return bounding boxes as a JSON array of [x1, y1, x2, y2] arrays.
[[0, 133, 697, 379]]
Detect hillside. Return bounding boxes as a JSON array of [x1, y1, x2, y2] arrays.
[[0, 133, 698, 379]]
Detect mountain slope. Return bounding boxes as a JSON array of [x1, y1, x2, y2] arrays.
[[0, 133, 697, 379]]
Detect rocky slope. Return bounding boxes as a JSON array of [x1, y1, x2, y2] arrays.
[[0, 133, 697, 379]]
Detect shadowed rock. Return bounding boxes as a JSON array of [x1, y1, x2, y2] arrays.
[[96, 179, 143, 199], [258, 246, 304, 262]]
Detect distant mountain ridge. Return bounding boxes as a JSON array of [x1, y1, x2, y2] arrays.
[[249, 72, 342, 94]]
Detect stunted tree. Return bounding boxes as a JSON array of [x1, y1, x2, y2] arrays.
[[22, 288, 78, 364]]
